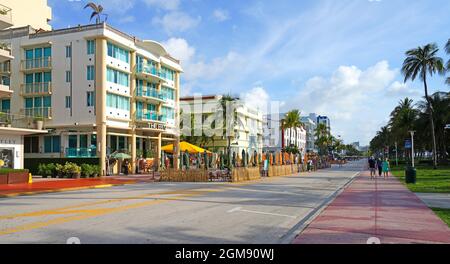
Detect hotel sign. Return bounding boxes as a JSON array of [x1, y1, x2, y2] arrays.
[[148, 122, 166, 130], [0, 138, 17, 145]]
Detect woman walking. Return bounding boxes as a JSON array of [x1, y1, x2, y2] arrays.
[[376, 158, 383, 177], [382, 158, 390, 179]]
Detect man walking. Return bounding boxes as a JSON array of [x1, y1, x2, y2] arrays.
[[368, 157, 376, 179]]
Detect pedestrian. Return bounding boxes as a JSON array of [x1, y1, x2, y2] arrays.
[[368, 157, 376, 179], [376, 158, 383, 177], [382, 158, 390, 179]]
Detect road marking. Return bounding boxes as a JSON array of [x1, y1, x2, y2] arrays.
[[227, 206, 297, 219]]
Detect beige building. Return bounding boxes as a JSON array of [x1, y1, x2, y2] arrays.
[[0, 23, 182, 175], [0, 0, 52, 30], [180, 95, 264, 155]]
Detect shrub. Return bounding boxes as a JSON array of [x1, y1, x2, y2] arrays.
[[80, 164, 92, 178], [37, 163, 48, 178], [55, 163, 65, 178], [64, 162, 81, 178], [91, 165, 101, 177]]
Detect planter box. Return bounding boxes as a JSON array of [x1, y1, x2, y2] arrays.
[[7, 171, 29, 184], [0, 174, 7, 184]]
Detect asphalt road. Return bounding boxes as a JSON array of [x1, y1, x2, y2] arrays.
[[0, 160, 365, 244]]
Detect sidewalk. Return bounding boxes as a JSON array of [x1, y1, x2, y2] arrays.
[[293, 171, 450, 244], [0, 175, 155, 198]]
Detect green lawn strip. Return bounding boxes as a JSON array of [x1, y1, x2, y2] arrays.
[[390, 165, 450, 194], [431, 208, 450, 227]]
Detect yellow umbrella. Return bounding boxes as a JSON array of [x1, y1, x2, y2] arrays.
[[161, 141, 212, 154]]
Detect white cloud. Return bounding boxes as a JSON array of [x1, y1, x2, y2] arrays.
[[162, 38, 196, 64], [241, 87, 270, 114], [142, 0, 180, 10], [289, 61, 399, 144], [213, 9, 230, 22], [186, 52, 241, 81], [95, 0, 136, 15], [153, 11, 201, 34], [386, 81, 422, 97], [118, 15, 136, 24]]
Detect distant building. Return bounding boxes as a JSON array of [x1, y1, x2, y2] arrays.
[[300, 116, 317, 153], [0, 0, 52, 31], [317, 115, 331, 132], [263, 113, 306, 155], [180, 95, 263, 155]]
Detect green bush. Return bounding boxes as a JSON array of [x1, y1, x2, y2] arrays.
[[0, 169, 28, 175], [55, 163, 65, 178], [80, 164, 93, 178], [64, 162, 81, 178], [91, 165, 101, 177]]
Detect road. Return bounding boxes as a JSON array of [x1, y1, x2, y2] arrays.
[[0, 160, 365, 244]]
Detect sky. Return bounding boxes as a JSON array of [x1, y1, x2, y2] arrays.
[[48, 0, 450, 145]]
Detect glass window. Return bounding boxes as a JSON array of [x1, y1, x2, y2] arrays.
[[25, 98, 33, 108], [1, 99, 10, 112], [87, 65, 94, 80], [87, 40, 95, 55], [91, 134, 97, 148], [80, 135, 88, 148], [43, 72, 51, 82], [34, 48, 42, 59], [65, 46, 72, 58], [110, 136, 117, 152], [52, 136, 60, 153], [43, 47, 51, 57], [107, 42, 129, 63], [106, 68, 129, 86], [25, 49, 33, 59], [87, 91, 94, 107], [65, 96, 71, 108], [68, 135, 77, 149], [43, 96, 51, 107], [24, 136, 39, 153], [65, 71, 71, 83]]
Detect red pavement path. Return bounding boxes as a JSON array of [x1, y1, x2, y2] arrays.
[[293, 171, 450, 244], [0, 175, 156, 197]]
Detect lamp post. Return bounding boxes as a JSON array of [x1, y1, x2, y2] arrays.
[[395, 141, 398, 167], [409, 131, 416, 168]]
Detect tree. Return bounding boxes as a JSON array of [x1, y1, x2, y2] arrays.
[[280, 110, 303, 148], [84, 2, 108, 24], [389, 98, 418, 144], [402, 43, 445, 168], [219, 95, 239, 167], [315, 123, 332, 156], [446, 39, 450, 85]]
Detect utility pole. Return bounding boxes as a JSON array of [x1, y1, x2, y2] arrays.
[[409, 131, 416, 168]]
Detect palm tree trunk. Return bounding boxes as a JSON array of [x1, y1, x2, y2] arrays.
[[423, 76, 438, 168]]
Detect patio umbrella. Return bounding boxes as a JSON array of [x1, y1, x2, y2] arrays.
[[111, 152, 131, 160], [161, 141, 212, 154]]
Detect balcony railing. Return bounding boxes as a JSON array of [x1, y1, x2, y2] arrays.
[[65, 147, 97, 158], [21, 57, 52, 71], [136, 111, 166, 122], [21, 107, 52, 119], [21, 82, 52, 96], [0, 111, 46, 129], [135, 87, 165, 101]]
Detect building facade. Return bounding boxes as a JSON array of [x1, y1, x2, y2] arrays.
[[263, 113, 307, 155], [0, 23, 182, 174], [180, 95, 263, 155], [0, 0, 52, 31], [300, 116, 317, 153]]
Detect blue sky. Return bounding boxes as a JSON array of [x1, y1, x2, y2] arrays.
[[48, 0, 450, 145]]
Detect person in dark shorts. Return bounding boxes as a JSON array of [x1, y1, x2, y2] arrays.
[[376, 158, 383, 177], [368, 157, 376, 179]]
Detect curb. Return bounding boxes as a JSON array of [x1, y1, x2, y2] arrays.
[[279, 170, 361, 244], [0, 182, 136, 199]]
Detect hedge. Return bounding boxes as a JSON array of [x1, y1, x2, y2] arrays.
[[25, 158, 99, 175], [0, 169, 28, 175]]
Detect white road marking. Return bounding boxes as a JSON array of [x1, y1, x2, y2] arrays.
[[227, 207, 297, 218]]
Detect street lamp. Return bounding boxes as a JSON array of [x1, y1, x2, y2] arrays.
[[409, 131, 416, 168]]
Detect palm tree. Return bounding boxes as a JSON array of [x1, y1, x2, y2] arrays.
[[280, 110, 303, 148], [315, 123, 331, 156], [219, 95, 239, 167], [446, 39, 450, 85], [402, 43, 445, 168], [84, 2, 108, 24]]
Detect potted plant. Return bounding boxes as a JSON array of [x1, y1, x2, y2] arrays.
[[55, 163, 65, 178], [80, 164, 92, 178], [33, 116, 44, 130], [91, 165, 100, 178], [65, 162, 81, 179], [37, 163, 49, 178]]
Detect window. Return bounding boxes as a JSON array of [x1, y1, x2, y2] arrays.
[[68, 135, 77, 148], [80, 135, 88, 148], [162, 87, 175, 100], [87, 40, 95, 55], [65, 46, 72, 58], [44, 136, 61, 153], [87, 91, 95, 107], [106, 67, 129, 86], [1, 99, 10, 113], [87, 65, 94, 81], [65, 71, 71, 83], [106, 93, 130, 111], [24, 136, 39, 153], [161, 66, 175, 81], [107, 42, 129, 63], [65, 96, 71, 108], [162, 106, 175, 120]]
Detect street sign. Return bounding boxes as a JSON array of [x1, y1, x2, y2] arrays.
[[405, 139, 412, 149]]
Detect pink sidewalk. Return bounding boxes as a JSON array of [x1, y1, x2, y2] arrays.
[[293, 171, 450, 244]]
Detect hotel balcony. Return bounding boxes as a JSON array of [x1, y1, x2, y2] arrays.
[[136, 111, 166, 123], [20, 82, 52, 96], [0, 77, 11, 97], [136, 64, 165, 83], [0, 43, 13, 63], [0, 4, 12, 30], [21, 107, 52, 119], [0, 111, 48, 131], [21, 57, 52, 72], [135, 88, 166, 104], [0, 61, 10, 75]]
